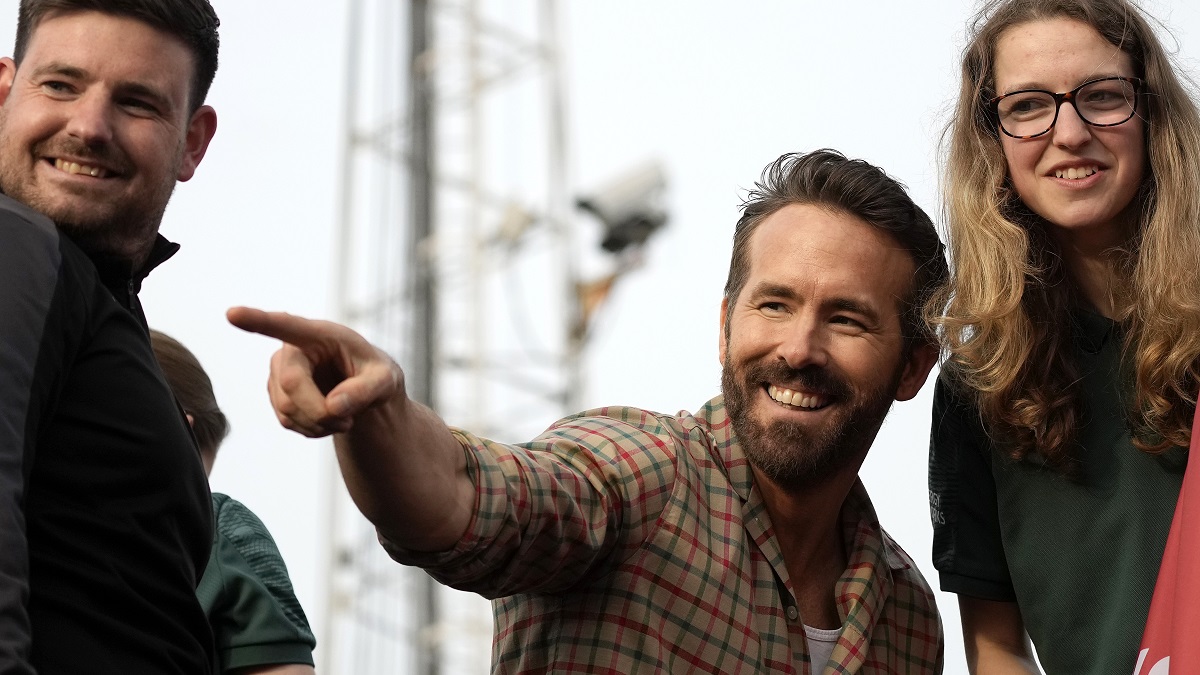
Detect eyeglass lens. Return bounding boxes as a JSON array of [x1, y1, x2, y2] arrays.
[[997, 78, 1138, 137]]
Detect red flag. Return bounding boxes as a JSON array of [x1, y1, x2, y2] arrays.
[[1135, 403, 1200, 675]]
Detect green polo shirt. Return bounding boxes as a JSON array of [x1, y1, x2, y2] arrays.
[[929, 306, 1186, 674], [197, 493, 316, 672]]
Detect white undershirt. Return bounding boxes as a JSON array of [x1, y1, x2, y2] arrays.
[[803, 623, 840, 671]]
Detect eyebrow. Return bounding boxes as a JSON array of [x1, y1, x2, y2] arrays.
[[28, 61, 86, 81], [747, 282, 883, 324], [1001, 71, 1131, 94], [27, 61, 174, 111]]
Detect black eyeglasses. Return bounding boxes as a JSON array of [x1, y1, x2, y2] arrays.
[[989, 76, 1144, 139]]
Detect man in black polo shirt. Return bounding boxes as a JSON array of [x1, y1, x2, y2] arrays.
[[0, 1, 221, 673]]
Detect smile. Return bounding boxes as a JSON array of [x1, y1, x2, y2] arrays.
[[767, 384, 829, 410], [1053, 166, 1098, 180], [52, 158, 110, 178]]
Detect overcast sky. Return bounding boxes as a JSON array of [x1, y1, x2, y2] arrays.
[[4, 1, 1200, 672]]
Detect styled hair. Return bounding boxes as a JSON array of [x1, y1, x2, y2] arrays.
[[726, 149, 949, 350], [928, 0, 1200, 470], [14, 0, 220, 112], [150, 329, 229, 460]]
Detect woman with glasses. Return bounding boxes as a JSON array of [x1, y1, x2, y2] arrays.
[[926, 0, 1200, 672]]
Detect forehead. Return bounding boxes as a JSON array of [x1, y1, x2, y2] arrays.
[[994, 17, 1134, 89], [744, 203, 916, 307], [22, 10, 195, 104]]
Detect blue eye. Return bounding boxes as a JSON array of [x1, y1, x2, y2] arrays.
[[42, 80, 74, 94]]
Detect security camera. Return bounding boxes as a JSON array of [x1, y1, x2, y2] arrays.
[[576, 161, 668, 254]]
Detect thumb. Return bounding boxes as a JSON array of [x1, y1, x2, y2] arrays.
[[323, 347, 404, 418]]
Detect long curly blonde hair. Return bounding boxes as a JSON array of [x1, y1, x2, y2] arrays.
[[928, 0, 1200, 470]]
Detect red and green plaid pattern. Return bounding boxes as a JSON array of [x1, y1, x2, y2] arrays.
[[384, 397, 942, 673]]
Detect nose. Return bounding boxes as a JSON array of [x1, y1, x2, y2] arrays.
[[1051, 101, 1091, 149], [65, 92, 114, 146], [776, 318, 830, 371]]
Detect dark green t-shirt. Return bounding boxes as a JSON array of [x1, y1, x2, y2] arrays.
[[197, 493, 316, 671], [929, 307, 1186, 674]]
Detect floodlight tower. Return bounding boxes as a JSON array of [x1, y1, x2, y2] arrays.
[[324, 0, 579, 673]]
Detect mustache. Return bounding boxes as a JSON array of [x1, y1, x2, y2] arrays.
[[743, 361, 850, 399], [34, 139, 129, 174]]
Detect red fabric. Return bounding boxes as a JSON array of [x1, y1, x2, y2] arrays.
[[1136, 403, 1200, 675]]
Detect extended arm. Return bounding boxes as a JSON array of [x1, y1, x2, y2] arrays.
[[233, 665, 315, 675], [226, 307, 474, 552], [959, 597, 1040, 674]]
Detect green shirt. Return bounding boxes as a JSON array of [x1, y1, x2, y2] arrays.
[[930, 307, 1186, 674], [197, 493, 316, 672]]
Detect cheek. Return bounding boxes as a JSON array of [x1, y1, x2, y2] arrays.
[[1000, 138, 1041, 199], [1121, 127, 1148, 185]]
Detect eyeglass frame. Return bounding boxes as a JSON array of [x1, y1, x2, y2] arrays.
[[987, 76, 1145, 140]]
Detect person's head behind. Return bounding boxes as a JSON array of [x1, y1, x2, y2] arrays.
[[150, 329, 228, 476], [14, 0, 220, 113], [936, 0, 1200, 466], [725, 149, 949, 354]]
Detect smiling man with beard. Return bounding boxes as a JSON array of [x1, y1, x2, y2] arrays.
[[229, 149, 947, 674], [0, 1, 220, 674]]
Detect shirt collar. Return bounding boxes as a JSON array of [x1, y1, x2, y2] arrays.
[[692, 396, 755, 501], [88, 234, 180, 293]]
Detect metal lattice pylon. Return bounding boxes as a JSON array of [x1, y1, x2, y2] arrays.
[[324, 1, 577, 673]]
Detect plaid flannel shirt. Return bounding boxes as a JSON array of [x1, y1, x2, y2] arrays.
[[384, 397, 942, 674]]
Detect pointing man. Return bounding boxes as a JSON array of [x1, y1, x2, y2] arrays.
[[232, 150, 946, 673]]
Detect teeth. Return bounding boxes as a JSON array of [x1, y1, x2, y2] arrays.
[[767, 384, 827, 410], [53, 158, 107, 178], [1055, 166, 1098, 180]]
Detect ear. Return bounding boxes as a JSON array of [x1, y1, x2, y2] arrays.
[[718, 297, 730, 366], [894, 342, 939, 402], [0, 58, 17, 107], [176, 104, 217, 182]]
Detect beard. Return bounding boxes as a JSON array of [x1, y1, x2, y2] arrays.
[[722, 353, 904, 494], [0, 112, 179, 264]]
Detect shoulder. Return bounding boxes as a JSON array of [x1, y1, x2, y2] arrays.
[[0, 192, 56, 234], [548, 403, 715, 447], [212, 493, 278, 550], [535, 404, 708, 471], [0, 194, 61, 277], [555, 405, 678, 434]]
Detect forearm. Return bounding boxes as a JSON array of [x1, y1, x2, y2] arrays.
[[333, 394, 476, 552], [232, 664, 315, 675], [960, 597, 1041, 675]]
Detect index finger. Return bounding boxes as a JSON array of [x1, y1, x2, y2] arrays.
[[227, 306, 328, 346]]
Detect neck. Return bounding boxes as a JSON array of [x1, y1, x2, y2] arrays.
[[1053, 236, 1128, 319], [1047, 213, 1137, 320]]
